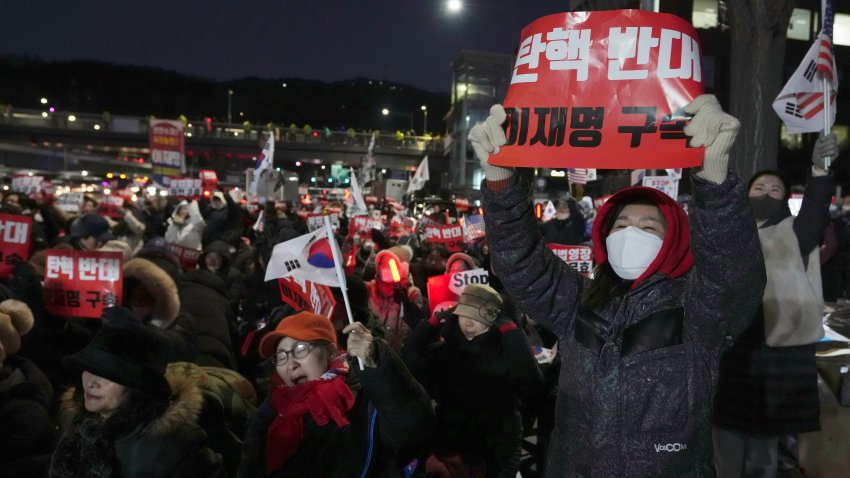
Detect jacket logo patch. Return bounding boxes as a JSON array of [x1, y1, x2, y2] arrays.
[[654, 443, 687, 452]]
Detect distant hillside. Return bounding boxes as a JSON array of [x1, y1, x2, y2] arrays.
[[0, 56, 450, 132]]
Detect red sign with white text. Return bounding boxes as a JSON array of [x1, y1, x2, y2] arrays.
[[168, 243, 201, 272], [546, 244, 594, 276], [424, 225, 464, 252], [0, 214, 32, 278], [43, 250, 123, 318], [494, 10, 704, 169], [277, 277, 336, 318], [98, 195, 125, 219]]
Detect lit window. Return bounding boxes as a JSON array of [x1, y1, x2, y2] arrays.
[[835, 13, 850, 46], [692, 0, 718, 29], [787, 9, 813, 41]]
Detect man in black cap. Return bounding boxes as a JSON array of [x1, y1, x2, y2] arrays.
[[69, 213, 114, 251]]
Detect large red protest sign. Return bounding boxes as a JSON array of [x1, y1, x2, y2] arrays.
[[277, 277, 336, 317], [0, 214, 32, 278], [546, 244, 594, 276], [424, 225, 464, 252], [44, 250, 123, 319], [493, 10, 704, 169]]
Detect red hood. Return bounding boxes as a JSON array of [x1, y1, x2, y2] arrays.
[[591, 186, 693, 289]]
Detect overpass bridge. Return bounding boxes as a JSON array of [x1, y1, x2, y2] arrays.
[[0, 108, 445, 185]]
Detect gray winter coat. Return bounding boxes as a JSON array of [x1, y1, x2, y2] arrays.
[[481, 173, 765, 477]]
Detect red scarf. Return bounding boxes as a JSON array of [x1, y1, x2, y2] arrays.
[[265, 361, 355, 473]]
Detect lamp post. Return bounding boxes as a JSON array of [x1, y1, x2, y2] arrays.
[[227, 89, 234, 124], [421, 105, 428, 134]]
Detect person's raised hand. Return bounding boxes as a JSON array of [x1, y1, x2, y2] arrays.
[[468, 105, 513, 182], [343, 322, 377, 368], [684, 94, 740, 185]]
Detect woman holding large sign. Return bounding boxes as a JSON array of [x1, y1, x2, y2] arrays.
[[470, 93, 765, 477]]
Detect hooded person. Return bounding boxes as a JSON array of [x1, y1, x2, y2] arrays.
[[50, 307, 226, 478], [69, 214, 114, 251], [445, 252, 477, 274], [0, 299, 56, 478], [365, 246, 424, 351], [712, 134, 840, 477], [165, 199, 206, 251], [202, 190, 240, 247], [122, 258, 198, 363], [468, 96, 766, 477], [237, 311, 433, 478], [402, 285, 542, 477], [199, 240, 242, 313]]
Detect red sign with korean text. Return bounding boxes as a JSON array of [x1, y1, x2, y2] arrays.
[[44, 250, 123, 319], [0, 214, 32, 278], [199, 169, 219, 192], [168, 243, 201, 272], [98, 195, 125, 219], [277, 277, 336, 317], [424, 225, 465, 252], [454, 198, 470, 212], [546, 244, 594, 276], [494, 10, 704, 169]]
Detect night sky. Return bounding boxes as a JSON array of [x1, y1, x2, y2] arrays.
[[0, 1, 571, 92]]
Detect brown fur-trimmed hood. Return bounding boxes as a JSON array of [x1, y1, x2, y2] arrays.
[[58, 368, 204, 437], [123, 258, 181, 323]]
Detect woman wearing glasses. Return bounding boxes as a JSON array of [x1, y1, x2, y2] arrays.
[[236, 311, 433, 478]]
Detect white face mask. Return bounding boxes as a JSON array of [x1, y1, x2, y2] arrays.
[[555, 212, 569, 220], [605, 226, 663, 280]]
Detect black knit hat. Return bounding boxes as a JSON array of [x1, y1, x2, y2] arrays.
[[63, 307, 172, 398]]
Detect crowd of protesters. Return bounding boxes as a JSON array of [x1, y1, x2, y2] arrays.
[[0, 93, 845, 478]]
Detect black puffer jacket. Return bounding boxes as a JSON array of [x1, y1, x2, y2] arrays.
[[481, 173, 765, 478], [179, 270, 238, 370]]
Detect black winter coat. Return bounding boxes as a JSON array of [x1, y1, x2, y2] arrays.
[[237, 339, 434, 478], [481, 174, 765, 478], [180, 270, 238, 369]]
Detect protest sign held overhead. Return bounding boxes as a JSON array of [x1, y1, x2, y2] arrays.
[[0, 214, 31, 279], [149, 119, 185, 188], [44, 250, 122, 319], [493, 10, 704, 170]]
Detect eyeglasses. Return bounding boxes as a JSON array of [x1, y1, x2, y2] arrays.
[[269, 341, 314, 366]]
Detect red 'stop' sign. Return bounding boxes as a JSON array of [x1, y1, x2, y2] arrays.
[[494, 10, 704, 169]]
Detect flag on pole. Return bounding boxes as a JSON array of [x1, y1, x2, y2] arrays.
[[542, 201, 557, 221], [264, 225, 341, 286], [567, 168, 590, 184], [347, 167, 369, 216], [463, 214, 486, 242], [249, 133, 275, 197], [360, 133, 377, 185], [772, 0, 837, 133], [407, 156, 430, 195]]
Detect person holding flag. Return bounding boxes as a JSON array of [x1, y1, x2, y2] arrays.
[[469, 95, 766, 477]]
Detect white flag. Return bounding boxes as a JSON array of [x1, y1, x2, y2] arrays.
[[249, 133, 275, 197], [406, 156, 430, 195], [542, 201, 557, 221], [360, 132, 377, 185], [264, 225, 340, 286], [772, 12, 837, 134], [347, 167, 368, 217]]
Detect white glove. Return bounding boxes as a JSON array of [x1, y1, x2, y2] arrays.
[[683, 94, 740, 185], [812, 132, 839, 175], [468, 105, 514, 182]]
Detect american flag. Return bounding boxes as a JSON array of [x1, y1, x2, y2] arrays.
[[567, 168, 588, 184], [463, 214, 486, 242], [772, 0, 838, 133]]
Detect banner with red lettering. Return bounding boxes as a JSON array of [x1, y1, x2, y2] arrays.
[[427, 268, 490, 313], [493, 10, 704, 169], [168, 177, 203, 199], [168, 243, 201, 272], [149, 119, 186, 188], [546, 244, 594, 276], [44, 250, 123, 318], [0, 214, 32, 278], [277, 277, 336, 317], [306, 213, 340, 233], [424, 224, 464, 252]]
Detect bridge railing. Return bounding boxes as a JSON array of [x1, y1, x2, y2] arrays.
[[0, 108, 442, 154]]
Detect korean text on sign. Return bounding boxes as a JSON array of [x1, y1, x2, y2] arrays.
[[546, 244, 594, 276], [424, 225, 465, 252], [495, 10, 704, 170], [0, 214, 32, 279], [44, 250, 123, 319], [168, 178, 203, 198]]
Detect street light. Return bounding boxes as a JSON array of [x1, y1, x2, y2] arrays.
[[447, 0, 462, 13], [421, 105, 428, 134], [381, 108, 413, 132], [227, 89, 234, 124]]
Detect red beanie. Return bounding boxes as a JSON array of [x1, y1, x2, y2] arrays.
[[258, 311, 336, 358]]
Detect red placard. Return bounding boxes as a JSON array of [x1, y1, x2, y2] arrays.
[[424, 225, 464, 252], [98, 195, 125, 219], [454, 198, 470, 212], [426, 269, 490, 314], [277, 277, 336, 317], [199, 169, 219, 193], [494, 10, 704, 169], [0, 214, 32, 278], [43, 250, 123, 319], [168, 243, 201, 272], [546, 244, 594, 276]]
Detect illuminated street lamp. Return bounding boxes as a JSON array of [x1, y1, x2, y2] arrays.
[[381, 108, 413, 131], [447, 0, 462, 13], [40, 97, 48, 104], [421, 105, 428, 134]]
